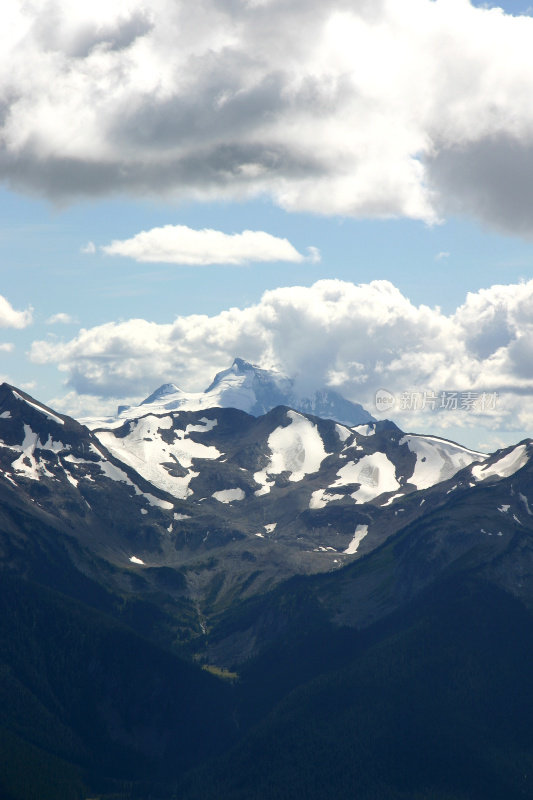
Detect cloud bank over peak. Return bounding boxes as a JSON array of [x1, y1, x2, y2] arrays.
[[30, 278, 533, 436], [3, 1, 533, 233]]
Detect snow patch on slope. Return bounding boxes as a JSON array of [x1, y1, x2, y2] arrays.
[[11, 424, 50, 480], [8, 424, 66, 481], [344, 524, 368, 554], [212, 488, 245, 503], [335, 424, 351, 443], [185, 417, 217, 435], [332, 452, 399, 504], [95, 414, 219, 499], [472, 445, 528, 482], [520, 493, 533, 516], [353, 424, 375, 437], [400, 434, 486, 491], [381, 492, 405, 507], [254, 411, 331, 494], [309, 488, 345, 509]]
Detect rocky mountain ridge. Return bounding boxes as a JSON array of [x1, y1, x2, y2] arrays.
[[0, 381, 497, 620]]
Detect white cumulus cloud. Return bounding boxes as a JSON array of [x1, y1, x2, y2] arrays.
[[46, 312, 77, 325], [3, 1, 533, 232], [101, 225, 310, 265], [0, 295, 32, 328]]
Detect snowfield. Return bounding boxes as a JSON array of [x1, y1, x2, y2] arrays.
[[332, 452, 400, 504], [254, 410, 331, 493], [472, 444, 528, 482], [400, 434, 486, 490], [95, 414, 220, 499]]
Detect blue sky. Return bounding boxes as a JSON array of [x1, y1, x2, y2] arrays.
[[3, 0, 533, 451]]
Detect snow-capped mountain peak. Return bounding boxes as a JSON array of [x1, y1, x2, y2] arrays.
[[203, 358, 293, 416], [84, 358, 376, 428], [140, 383, 183, 405]]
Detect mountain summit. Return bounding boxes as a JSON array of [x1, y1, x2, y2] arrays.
[[93, 358, 375, 427]]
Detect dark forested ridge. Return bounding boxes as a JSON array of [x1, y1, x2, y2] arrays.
[[180, 578, 533, 800], [4, 565, 533, 799]]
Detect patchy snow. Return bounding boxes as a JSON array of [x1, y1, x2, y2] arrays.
[[309, 488, 345, 509], [40, 435, 65, 453], [353, 424, 375, 437], [11, 424, 49, 480], [143, 493, 173, 510], [97, 459, 136, 486], [520, 493, 533, 516], [174, 512, 191, 520], [400, 434, 486, 491], [74, 446, 175, 508], [332, 452, 399, 504], [185, 417, 217, 435], [212, 488, 245, 503], [254, 411, 330, 492], [63, 453, 92, 464], [381, 492, 404, 507], [498, 504, 510, 513], [255, 532, 265, 538], [3, 424, 70, 481], [472, 445, 528, 482], [141, 508, 148, 515], [0, 410, 11, 419], [335, 424, 351, 443], [64, 470, 78, 488], [95, 414, 216, 499], [343, 524, 368, 554], [129, 556, 145, 565], [13, 390, 65, 425], [264, 523, 277, 533]]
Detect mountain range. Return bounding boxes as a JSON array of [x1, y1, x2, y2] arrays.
[[1, 363, 533, 799]]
